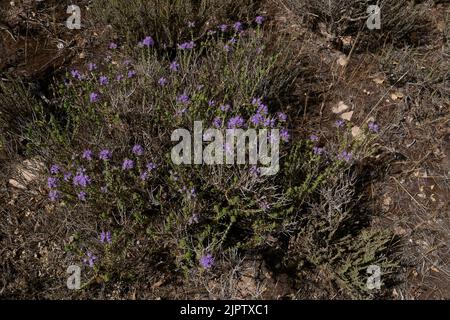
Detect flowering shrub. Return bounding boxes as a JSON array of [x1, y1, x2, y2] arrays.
[[21, 11, 394, 298]]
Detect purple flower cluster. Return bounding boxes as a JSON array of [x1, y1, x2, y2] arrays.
[[73, 169, 91, 188], [212, 117, 222, 128], [158, 77, 168, 86], [233, 22, 243, 32], [178, 41, 195, 50], [99, 149, 112, 161], [47, 177, 58, 189], [82, 149, 93, 160], [335, 119, 345, 128], [122, 159, 134, 170], [368, 122, 380, 133], [227, 115, 244, 128], [220, 104, 230, 112], [100, 231, 112, 244], [280, 128, 290, 142], [170, 61, 180, 72], [339, 150, 352, 162], [90, 92, 100, 103], [50, 164, 60, 175], [88, 62, 97, 71], [177, 94, 190, 105], [78, 191, 87, 201], [132, 144, 144, 156], [84, 251, 97, 268], [71, 69, 83, 80], [255, 16, 265, 25], [99, 75, 109, 85], [141, 36, 154, 47], [49, 190, 59, 202], [219, 24, 227, 32], [199, 254, 214, 269]]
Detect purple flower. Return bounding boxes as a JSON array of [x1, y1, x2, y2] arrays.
[[123, 59, 132, 66], [84, 251, 97, 268], [219, 24, 228, 32], [220, 104, 230, 112], [228, 37, 237, 45], [132, 144, 144, 156], [223, 44, 231, 52], [48, 190, 59, 202], [227, 116, 244, 128], [158, 77, 168, 86], [313, 146, 324, 155], [252, 97, 263, 106], [169, 61, 180, 72], [199, 254, 214, 269], [263, 117, 276, 128], [280, 128, 290, 142], [71, 69, 83, 80], [250, 166, 261, 177], [99, 149, 112, 161], [47, 177, 58, 189], [100, 231, 112, 244], [63, 172, 72, 182], [82, 149, 93, 160], [277, 112, 287, 122], [100, 186, 108, 193], [368, 122, 380, 133], [212, 117, 222, 128], [73, 169, 91, 188], [208, 100, 216, 107], [335, 119, 345, 128], [259, 201, 270, 211], [141, 36, 155, 47], [140, 171, 149, 181], [50, 164, 60, 175], [146, 162, 156, 171], [339, 150, 352, 162], [178, 41, 195, 50], [257, 103, 268, 115], [122, 158, 134, 170], [88, 63, 97, 71], [233, 21, 243, 32], [99, 75, 109, 85], [127, 70, 137, 78], [250, 113, 264, 126], [116, 74, 124, 81], [109, 42, 118, 49], [255, 16, 265, 25], [177, 94, 190, 105], [77, 191, 87, 201], [310, 134, 319, 142], [89, 92, 99, 103]]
